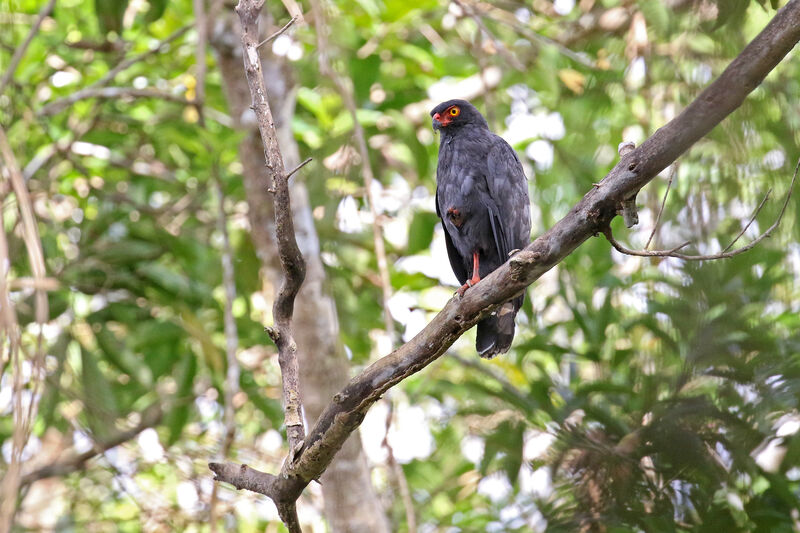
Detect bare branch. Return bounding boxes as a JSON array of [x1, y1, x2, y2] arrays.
[[452, 0, 525, 71], [234, 0, 307, 456], [382, 402, 417, 533], [285, 156, 312, 181], [645, 163, 677, 249], [0, 0, 56, 94], [19, 404, 163, 487], [0, 167, 21, 533], [209, 462, 280, 496], [209, 173, 242, 531], [459, 0, 598, 70], [311, 0, 395, 340], [258, 16, 298, 48], [193, 0, 208, 124], [605, 157, 798, 261], [40, 87, 194, 116], [39, 25, 192, 116], [91, 25, 192, 90], [722, 188, 772, 253]]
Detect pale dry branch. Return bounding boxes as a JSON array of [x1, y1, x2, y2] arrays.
[[605, 157, 798, 261], [0, 126, 49, 533], [234, 0, 306, 460], [0, 177, 21, 533], [209, 2, 800, 529]]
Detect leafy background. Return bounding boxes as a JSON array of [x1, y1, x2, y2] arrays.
[[2, 0, 800, 531]]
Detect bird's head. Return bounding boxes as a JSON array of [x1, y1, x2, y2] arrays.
[[430, 99, 488, 132]]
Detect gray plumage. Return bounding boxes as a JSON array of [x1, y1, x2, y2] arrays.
[[431, 99, 531, 357]]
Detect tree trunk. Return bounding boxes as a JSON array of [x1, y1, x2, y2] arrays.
[[210, 11, 391, 533]]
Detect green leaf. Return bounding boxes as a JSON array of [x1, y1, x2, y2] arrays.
[[406, 211, 438, 254], [94, 0, 128, 34], [164, 351, 197, 446], [144, 0, 167, 22], [80, 344, 119, 440]]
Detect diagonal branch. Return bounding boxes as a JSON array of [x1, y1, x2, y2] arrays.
[[19, 404, 163, 487], [209, 0, 800, 526], [0, 0, 56, 94], [38, 25, 192, 115], [39, 87, 194, 116]]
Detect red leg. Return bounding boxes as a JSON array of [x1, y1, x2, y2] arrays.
[[457, 252, 481, 296]]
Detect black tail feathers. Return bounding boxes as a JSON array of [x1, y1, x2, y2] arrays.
[[476, 300, 519, 358]]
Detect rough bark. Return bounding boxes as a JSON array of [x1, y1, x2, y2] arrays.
[[210, 8, 390, 533], [211, 0, 800, 513]]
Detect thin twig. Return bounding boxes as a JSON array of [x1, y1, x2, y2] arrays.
[[0, 0, 56, 94], [209, 173, 242, 532], [459, 0, 597, 70], [193, 0, 208, 125], [92, 25, 192, 90], [450, 353, 532, 407], [645, 163, 677, 249], [452, 0, 525, 71], [39, 25, 192, 115], [311, 0, 395, 341], [285, 156, 312, 181], [40, 87, 194, 116], [722, 188, 771, 253], [19, 404, 163, 487], [383, 401, 417, 533], [606, 157, 798, 261], [258, 16, 298, 48]]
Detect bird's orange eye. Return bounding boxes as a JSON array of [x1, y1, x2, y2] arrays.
[[449, 106, 460, 117]]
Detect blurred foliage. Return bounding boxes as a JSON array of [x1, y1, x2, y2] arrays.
[[2, 0, 800, 531]]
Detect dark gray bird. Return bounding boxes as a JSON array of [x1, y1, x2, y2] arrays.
[[431, 99, 531, 358]]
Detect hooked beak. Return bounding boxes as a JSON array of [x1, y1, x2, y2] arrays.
[[432, 112, 450, 130]]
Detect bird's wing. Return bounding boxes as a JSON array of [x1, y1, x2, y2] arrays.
[[436, 186, 468, 284], [484, 137, 531, 259]]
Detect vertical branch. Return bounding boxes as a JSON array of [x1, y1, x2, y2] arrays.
[[383, 405, 417, 533], [234, 0, 307, 454], [0, 183, 21, 533], [209, 173, 242, 532], [0, 127, 48, 532], [193, 0, 208, 124], [310, 0, 395, 341], [645, 163, 677, 249]]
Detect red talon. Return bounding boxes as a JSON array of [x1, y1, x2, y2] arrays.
[[457, 252, 481, 296]]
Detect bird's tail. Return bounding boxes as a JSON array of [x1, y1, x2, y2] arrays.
[[476, 297, 521, 358]]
